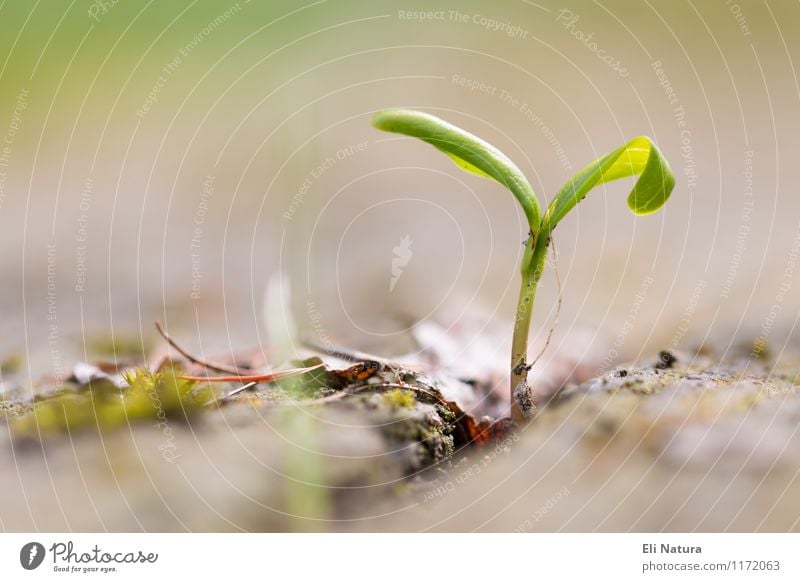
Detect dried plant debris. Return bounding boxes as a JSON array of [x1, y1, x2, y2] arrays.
[[1, 334, 512, 482], [237, 357, 513, 451]]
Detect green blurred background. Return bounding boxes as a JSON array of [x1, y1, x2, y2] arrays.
[[1, 0, 798, 371]]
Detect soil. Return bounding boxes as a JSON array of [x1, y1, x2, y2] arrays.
[[1, 335, 799, 532]]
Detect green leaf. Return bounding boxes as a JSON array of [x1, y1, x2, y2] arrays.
[[442, 150, 492, 179], [372, 109, 541, 227], [543, 136, 675, 232]]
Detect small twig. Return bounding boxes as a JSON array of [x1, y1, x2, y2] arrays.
[[182, 362, 325, 384], [301, 338, 396, 366], [154, 320, 246, 375], [210, 381, 259, 405]]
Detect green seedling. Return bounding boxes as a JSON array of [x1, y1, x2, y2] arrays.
[[372, 109, 675, 423]]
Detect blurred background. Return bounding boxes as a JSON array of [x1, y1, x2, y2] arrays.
[[1, 0, 798, 368]]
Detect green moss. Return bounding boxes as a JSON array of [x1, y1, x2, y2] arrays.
[[372, 395, 455, 472], [382, 389, 416, 409], [11, 367, 204, 437]]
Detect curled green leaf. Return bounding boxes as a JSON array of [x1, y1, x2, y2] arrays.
[[372, 109, 541, 228], [543, 136, 675, 233]]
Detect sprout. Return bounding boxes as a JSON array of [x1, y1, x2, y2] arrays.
[[372, 109, 675, 423]]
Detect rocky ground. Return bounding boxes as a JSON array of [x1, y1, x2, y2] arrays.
[[1, 327, 799, 532]]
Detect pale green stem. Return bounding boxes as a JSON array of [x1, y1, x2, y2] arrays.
[[510, 232, 549, 423]]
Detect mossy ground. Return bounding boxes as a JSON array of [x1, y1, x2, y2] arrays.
[[1, 353, 469, 479], [7, 368, 209, 439], [2, 338, 799, 531]]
